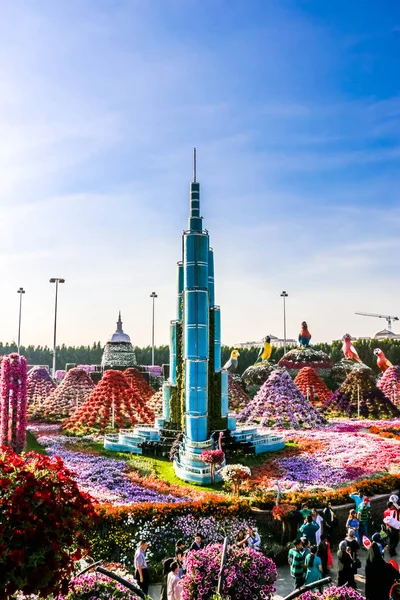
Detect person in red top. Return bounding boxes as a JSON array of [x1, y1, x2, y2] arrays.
[[384, 501, 400, 558]]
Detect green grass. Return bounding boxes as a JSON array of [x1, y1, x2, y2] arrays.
[[25, 431, 47, 455]]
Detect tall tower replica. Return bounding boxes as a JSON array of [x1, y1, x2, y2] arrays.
[[163, 150, 229, 482]]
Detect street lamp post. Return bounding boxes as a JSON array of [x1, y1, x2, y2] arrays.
[[17, 287, 25, 354], [280, 291, 288, 354], [50, 278, 65, 377], [150, 292, 158, 366]]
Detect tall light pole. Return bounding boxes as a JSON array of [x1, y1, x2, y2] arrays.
[[280, 291, 288, 354], [150, 291, 158, 366], [17, 287, 25, 354], [50, 278, 65, 377]]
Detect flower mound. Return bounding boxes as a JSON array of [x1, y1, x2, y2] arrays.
[[26, 366, 56, 406], [62, 370, 155, 435], [30, 368, 95, 422], [229, 373, 252, 411], [58, 571, 142, 600], [294, 367, 332, 407], [238, 370, 326, 429], [148, 389, 163, 415], [299, 585, 365, 599], [322, 368, 400, 419], [181, 543, 277, 600], [123, 367, 154, 402], [378, 365, 400, 407], [241, 362, 283, 396], [0, 447, 95, 599], [278, 348, 332, 374]]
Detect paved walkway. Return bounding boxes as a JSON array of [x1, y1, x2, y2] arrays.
[[148, 550, 367, 599]]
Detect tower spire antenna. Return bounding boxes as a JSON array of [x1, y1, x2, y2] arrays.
[[193, 147, 196, 183]]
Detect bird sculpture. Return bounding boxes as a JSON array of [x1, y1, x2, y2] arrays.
[[298, 321, 312, 348], [374, 348, 392, 373], [223, 349, 240, 373], [256, 336, 272, 363], [342, 334, 362, 362]]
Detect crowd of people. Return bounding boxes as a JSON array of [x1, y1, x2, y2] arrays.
[[288, 491, 400, 599]]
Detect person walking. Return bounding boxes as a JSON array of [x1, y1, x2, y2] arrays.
[[365, 541, 399, 600], [167, 561, 182, 600], [346, 509, 360, 542], [317, 534, 330, 576], [345, 528, 361, 580], [358, 497, 371, 540], [288, 538, 305, 590], [304, 545, 323, 587], [337, 540, 356, 588], [300, 502, 312, 520], [312, 508, 324, 546], [135, 539, 150, 595], [300, 515, 320, 545], [384, 501, 400, 557], [175, 539, 185, 578]]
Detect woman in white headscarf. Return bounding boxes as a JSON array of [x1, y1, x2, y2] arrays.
[[337, 539, 356, 588]]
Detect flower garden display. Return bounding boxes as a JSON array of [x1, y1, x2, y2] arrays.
[[200, 448, 225, 483], [147, 389, 163, 415], [238, 369, 327, 429], [62, 370, 155, 435], [278, 347, 332, 377], [331, 358, 372, 385], [228, 373, 252, 411], [219, 464, 251, 496], [0, 353, 28, 453], [322, 368, 400, 419], [294, 367, 332, 407], [101, 313, 137, 370], [0, 447, 95, 599], [298, 586, 365, 599], [378, 365, 400, 407], [58, 570, 142, 600], [27, 366, 56, 406], [29, 368, 95, 422], [123, 367, 154, 401], [241, 362, 283, 397], [181, 543, 277, 600]]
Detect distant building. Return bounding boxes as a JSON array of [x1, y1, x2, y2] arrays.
[[353, 329, 400, 342], [233, 335, 297, 350], [101, 312, 137, 370]]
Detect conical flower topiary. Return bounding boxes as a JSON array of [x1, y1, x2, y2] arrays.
[[278, 348, 332, 377], [322, 368, 400, 419], [238, 369, 326, 429], [378, 365, 400, 408], [148, 389, 163, 415], [123, 368, 154, 401], [228, 374, 252, 412], [62, 369, 155, 435], [294, 367, 332, 407], [29, 368, 95, 422], [27, 367, 56, 407]]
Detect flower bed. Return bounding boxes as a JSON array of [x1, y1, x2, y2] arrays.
[[369, 424, 400, 441], [299, 586, 365, 599], [57, 568, 142, 600]]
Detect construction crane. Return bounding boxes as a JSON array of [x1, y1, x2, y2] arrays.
[[355, 312, 399, 333]]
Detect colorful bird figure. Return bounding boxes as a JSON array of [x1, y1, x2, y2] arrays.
[[374, 348, 392, 373], [298, 321, 312, 348], [223, 349, 240, 373], [342, 334, 362, 362], [256, 336, 272, 363]]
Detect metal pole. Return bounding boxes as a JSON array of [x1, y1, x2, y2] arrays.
[[217, 537, 228, 595], [17, 288, 25, 354], [357, 384, 360, 418], [283, 295, 287, 354], [53, 280, 59, 377], [150, 291, 157, 366]]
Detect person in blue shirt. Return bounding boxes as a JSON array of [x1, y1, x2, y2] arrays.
[[350, 489, 370, 512], [300, 515, 320, 546]]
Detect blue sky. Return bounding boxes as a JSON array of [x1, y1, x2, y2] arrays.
[[1, 0, 400, 348]]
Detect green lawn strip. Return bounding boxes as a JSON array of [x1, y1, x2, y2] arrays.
[[25, 430, 47, 455]]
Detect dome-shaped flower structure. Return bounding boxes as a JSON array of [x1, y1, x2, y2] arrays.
[[29, 368, 94, 422], [294, 367, 332, 407], [278, 348, 332, 377], [238, 369, 326, 429], [241, 362, 283, 397], [377, 365, 400, 408], [27, 366, 56, 407], [322, 368, 400, 419], [228, 374, 252, 412], [101, 312, 137, 370], [62, 369, 155, 435]]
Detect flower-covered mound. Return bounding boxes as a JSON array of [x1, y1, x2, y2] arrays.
[[36, 432, 190, 505], [29, 368, 95, 422], [278, 347, 332, 375], [241, 362, 283, 396], [378, 365, 400, 407], [322, 368, 400, 419], [57, 567, 143, 600], [147, 389, 163, 415], [250, 420, 400, 493], [238, 369, 327, 429], [331, 358, 372, 385], [123, 367, 154, 402], [181, 543, 277, 600], [228, 373, 252, 411], [62, 370, 155, 435], [294, 367, 332, 407], [26, 366, 56, 406]]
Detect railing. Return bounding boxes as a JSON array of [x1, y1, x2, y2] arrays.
[[76, 561, 146, 599], [282, 577, 332, 600], [184, 436, 213, 449]]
